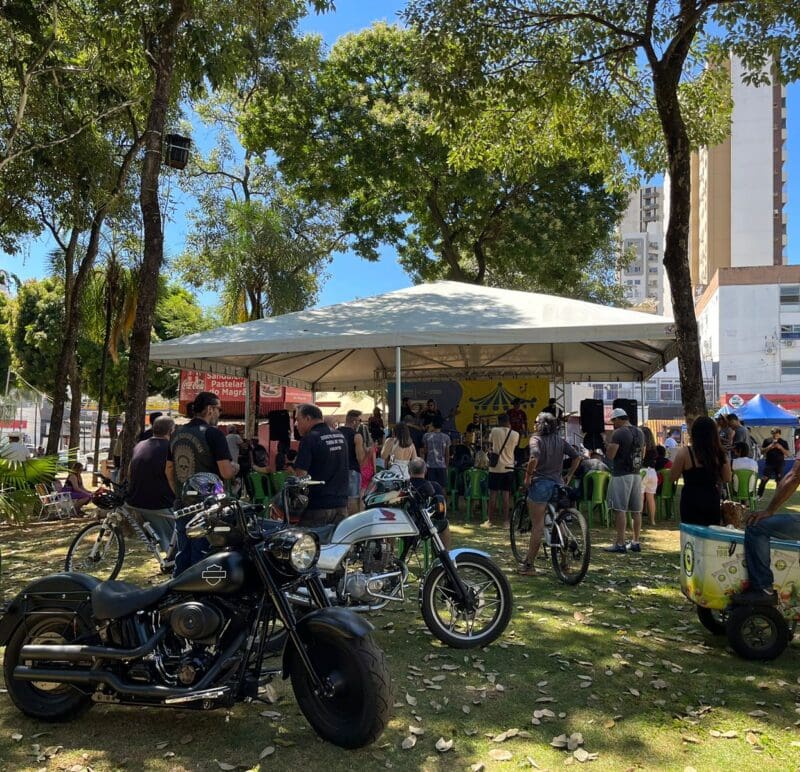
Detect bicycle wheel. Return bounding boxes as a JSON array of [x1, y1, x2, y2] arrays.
[[550, 508, 590, 585], [509, 496, 531, 563], [65, 522, 125, 580]]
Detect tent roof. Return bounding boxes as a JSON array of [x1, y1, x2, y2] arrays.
[[736, 394, 798, 426], [150, 281, 678, 390]]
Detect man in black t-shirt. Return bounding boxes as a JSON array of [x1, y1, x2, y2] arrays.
[[758, 427, 790, 497], [126, 416, 176, 552], [137, 411, 163, 443], [339, 409, 366, 513], [170, 392, 238, 575], [419, 399, 443, 429], [408, 458, 451, 550], [294, 403, 349, 526]]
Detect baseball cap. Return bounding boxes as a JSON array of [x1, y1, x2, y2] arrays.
[[609, 408, 629, 420]]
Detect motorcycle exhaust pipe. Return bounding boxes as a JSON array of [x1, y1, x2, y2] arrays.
[[14, 631, 246, 700], [21, 626, 167, 662]]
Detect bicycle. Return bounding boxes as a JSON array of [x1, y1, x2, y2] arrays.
[[509, 479, 591, 585], [64, 475, 178, 581]]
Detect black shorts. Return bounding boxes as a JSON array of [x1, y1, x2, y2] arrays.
[[489, 471, 514, 491], [762, 464, 784, 481]]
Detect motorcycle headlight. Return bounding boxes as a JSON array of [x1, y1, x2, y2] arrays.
[[267, 529, 319, 573]]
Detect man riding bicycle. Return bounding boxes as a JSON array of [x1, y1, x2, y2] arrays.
[[519, 412, 580, 576]]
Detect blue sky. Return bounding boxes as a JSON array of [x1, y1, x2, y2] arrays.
[[5, 0, 800, 308]]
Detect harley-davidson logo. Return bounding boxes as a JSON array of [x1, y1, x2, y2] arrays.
[[202, 564, 227, 587]]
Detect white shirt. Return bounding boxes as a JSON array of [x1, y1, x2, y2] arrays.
[[731, 457, 758, 475], [489, 426, 518, 473], [1, 441, 30, 462]]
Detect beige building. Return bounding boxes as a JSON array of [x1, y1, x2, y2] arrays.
[[688, 56, 787, 293]]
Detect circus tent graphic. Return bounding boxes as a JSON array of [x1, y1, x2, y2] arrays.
[[468, 382, 539, 413]]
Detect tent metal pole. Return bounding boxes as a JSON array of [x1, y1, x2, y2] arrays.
[[395, 347, 402, 424], [640, 378, 646, 425]]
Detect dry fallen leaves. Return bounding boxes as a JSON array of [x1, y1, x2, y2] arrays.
[[401, 735, 417, 750], [259, 746, 275, 759], [488, 749, 513, 761], [435, 737, 454, 753]]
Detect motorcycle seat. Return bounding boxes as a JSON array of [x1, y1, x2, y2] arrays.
[[307, 524, 337, 545], [91, 580, 170, 620]]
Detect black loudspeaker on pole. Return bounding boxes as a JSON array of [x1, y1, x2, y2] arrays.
[[579, 399, 604, 434], [612, 398, 638, 426]]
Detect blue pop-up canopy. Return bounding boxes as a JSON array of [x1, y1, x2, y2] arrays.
[[735, 394, 798, 426]]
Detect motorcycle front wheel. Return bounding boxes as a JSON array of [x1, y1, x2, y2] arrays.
[[65, 522, 125, 580], [421, 553, 512, 648], [288, 631, 391, 748]]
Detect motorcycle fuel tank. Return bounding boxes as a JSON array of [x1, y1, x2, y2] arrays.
[[332, 507, 418, 544], [168, 551, 245, 595]]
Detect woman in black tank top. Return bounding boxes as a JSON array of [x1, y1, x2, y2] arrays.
[[669, 416, 732, 526]]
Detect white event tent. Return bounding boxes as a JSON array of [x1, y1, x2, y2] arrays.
[[150, 282, 677, 419]]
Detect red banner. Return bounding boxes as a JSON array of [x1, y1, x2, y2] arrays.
[[0, 420, 28, 429], [178, 371, 311, 418]]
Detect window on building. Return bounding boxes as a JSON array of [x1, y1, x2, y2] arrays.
[[592, 385, 604, 401], [648, 267, 658, 273], [726, 374, 737, 381], [780, 325, 800, 339], [780, 285, 800, 311], [604, 384, 620, 400], [659, 381, 674, 401], [781, 361, 800, 376]]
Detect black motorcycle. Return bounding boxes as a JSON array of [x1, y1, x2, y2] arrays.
[[0, 474, 392, 749]]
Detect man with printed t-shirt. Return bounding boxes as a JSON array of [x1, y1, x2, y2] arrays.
[[603, 407, 645, 554], [758, 427, 790, 497], [294, 403, 349, 526], [170, 392, 239, 575]]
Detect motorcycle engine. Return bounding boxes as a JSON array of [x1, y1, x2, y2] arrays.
[[361, 539, 395, 573], [341, 540, 398, 602], [169, 601, 223, 642]]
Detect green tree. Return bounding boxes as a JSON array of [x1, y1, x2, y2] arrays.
[[405, 0, 800, 420], [114, 0, 332, 474], [243, 24, 627, 300], [10, 277, 64, 394]]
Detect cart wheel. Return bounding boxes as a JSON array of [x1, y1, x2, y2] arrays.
[[726, 604, 790, 661], [696, 606, 726, 635]]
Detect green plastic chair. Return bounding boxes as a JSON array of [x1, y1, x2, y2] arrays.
[[463, 468, 489, 524], [248, 472, 271, 505], [268, 471, 288, 496], [580, 470, 611, 527], [731, 468, 758, 510], [656, 472, 675, 520]]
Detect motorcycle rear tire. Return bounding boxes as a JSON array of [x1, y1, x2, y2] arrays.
[[288, 631, 391, 748], [3, 611, 94, 722]]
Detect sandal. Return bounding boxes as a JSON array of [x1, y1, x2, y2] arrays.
[[518, 561, 538, 576]]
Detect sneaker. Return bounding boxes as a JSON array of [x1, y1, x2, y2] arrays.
[[732, 588, 778, 606], [603, 543, 627, 554], [627, 542, 641, 553]]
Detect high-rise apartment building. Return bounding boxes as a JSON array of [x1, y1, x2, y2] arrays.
[[618, 185, 665, 313], [689, 55, 787, 289]]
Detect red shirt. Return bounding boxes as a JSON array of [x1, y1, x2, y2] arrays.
[[507, 408, 527, 435]]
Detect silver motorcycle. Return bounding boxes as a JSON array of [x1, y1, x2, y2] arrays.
[[271, 471, 513, 649]]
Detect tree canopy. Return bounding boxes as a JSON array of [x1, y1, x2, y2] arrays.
[[243, 23, 628, 302], [404, 0, 800, 419]]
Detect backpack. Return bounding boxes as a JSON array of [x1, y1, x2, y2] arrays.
[[628, 426, 644, 473]]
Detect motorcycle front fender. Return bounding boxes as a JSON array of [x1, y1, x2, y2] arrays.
[[418, 548, 493, 606], [281, 607, 375, 678], [0, 572, 100, 645]]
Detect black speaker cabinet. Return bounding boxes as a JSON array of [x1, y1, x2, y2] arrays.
[[267, 409, 291, 446], [580, 399, 605, 434], [612, 398, 638, 426]]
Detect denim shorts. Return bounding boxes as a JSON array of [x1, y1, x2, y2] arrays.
[[348, 470, 361, 498], [527, 478, 558, 504]]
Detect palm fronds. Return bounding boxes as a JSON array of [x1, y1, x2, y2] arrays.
[[0, 452, 62, 525]]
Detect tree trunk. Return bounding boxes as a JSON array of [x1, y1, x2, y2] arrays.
[[45, 137, 143, 455], [46, 228, 80, 454], [91, 288, 113, 485], [653, 65, 707, 423], [120, 0, 189, 477], [68, 359, 82, 450]]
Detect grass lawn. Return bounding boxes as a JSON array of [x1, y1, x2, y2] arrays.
[[0, 488, 799, 771]]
